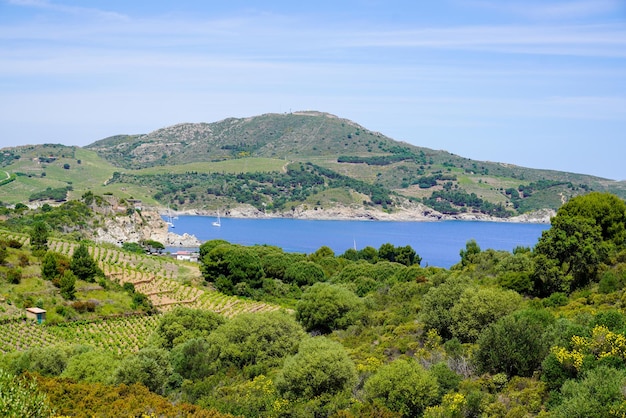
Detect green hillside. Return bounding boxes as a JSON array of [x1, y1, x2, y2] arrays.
[[2, 192, 626, 416], [2, 111, 625, 216]]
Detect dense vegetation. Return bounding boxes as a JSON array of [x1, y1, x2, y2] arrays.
[[2, 191, 626, 416], [110, 162, 394, 211]]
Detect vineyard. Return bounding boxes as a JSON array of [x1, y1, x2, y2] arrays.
[[0, 318, 63, 353], [45, 314, 160, 354], [0, 229, 281, 354]]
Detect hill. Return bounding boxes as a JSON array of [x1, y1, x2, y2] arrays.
[[2, 111, 625, 218]]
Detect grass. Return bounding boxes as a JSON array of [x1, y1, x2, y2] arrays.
[[135, 158, 286, 175]]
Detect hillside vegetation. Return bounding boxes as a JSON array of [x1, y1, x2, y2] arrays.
[[1, 192, 626, 416], [1, 111, 625, 217]]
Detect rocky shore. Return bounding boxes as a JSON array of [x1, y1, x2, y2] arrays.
[[93, 208, 202, 248], [91, 202, 553, 250], [171, 202, 555, 224]]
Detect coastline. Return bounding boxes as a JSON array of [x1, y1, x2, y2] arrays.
[[162, 203, 555, 225]]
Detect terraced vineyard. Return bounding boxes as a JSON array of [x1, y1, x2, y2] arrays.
[[1, 229, 280, 319], [0, 228, 281, 354], [44, 236, 280, 316]]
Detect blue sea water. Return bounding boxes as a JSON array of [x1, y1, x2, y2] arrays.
[[166, 216, 550, 268]]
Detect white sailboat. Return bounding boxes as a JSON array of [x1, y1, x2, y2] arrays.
[[212, 211, 221, 227], [166, 206, 175, 228]]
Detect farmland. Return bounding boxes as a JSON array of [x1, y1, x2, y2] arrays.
[[0, 228, 279, 357]]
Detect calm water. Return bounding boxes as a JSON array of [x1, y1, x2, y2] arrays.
[[166, 216, 549, 268]]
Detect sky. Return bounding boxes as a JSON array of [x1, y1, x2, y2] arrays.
[[1, 0, 625, 180]]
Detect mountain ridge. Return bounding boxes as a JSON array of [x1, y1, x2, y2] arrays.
[[2, 111, 625, 218]]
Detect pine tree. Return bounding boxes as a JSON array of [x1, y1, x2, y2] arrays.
[[60, 270, 77, 300], [70, 242, 100, 282], [29, 221, 49, 254]]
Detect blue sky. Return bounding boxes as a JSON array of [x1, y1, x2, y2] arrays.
[[1, 0, 625, 180]]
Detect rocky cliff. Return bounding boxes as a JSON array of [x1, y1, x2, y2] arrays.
[[93, 209, 201, 248]]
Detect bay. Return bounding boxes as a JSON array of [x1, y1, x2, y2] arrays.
[[167, 216, 550, 268]]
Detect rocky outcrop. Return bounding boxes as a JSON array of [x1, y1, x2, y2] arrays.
[[93, 209, 201, 247]]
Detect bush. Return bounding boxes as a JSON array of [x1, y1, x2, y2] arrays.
[[71, 300, 96, 313], [150, 307, 225, 350], [0, 369, 53, 417], [296, 282, 363, 333], [5, 268, 21, 285], [364, 358, 440, 417], [474, 313, 550, 377], [284, 261, 326, 286], [277, 337, 357, 399]]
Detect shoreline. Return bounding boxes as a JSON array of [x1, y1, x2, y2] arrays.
[[159, 203, 555, 225]]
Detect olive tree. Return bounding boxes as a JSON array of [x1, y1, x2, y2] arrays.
[[277, 337, 357, 399], [204, 311, 305, 376], [150, 306, 224, 350], [296, 282, 364, 333]]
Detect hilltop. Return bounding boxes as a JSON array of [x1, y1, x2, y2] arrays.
[[2, 111, 625, 219]]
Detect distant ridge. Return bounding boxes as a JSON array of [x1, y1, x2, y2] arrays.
[[1, 111, 624, 217]]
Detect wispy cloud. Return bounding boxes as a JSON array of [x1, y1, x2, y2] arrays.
[[6, 0, 128, 20], [337, 24, 626, 57], [465, 0, 623, 20]]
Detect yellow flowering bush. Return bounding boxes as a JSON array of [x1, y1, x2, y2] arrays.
[[423, 393, 465, 418], [552, 325, 626, 371]]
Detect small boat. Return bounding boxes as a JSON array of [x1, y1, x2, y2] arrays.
[[212, 211, 221, 227], [166, 206, 175, 227]]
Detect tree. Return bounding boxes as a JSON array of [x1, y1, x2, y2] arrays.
[[364, 358, 440, 418], [420, 276, 471, 339], [62, 350, 120, 384], [121, 242, 145, 254], [11, 346, 68, 377], [150, 306, 224, 350], [550, 366, 626, 418], [533, 192, 626, 295], [296, 282, 363, 333], [309, 245, 335, 262], [449, 286, 522, 342], [41, 251, 59, 281], [204, 311, 305, 377], [70, 242, 100, 282], [29, 221, 49, 254], [200, 244, 264, 295], [170, 338, 214, 380], [113, 347, 172, 395], [533, 214, 605, 294], [143, 239, 165, 254], [198, 239, 230, 260], [261, 252, 305, 281], [277, 337, 357, 399], [59, 270, 77, 300], [459, 239, 481, 267], [474, 313, 550, 377], [283, 261, 326, 286], [378, 243, 421, 266]]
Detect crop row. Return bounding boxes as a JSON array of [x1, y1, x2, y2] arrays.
[[2, 228, 281, 318], [46, 315, 160, 354], [0, 319, 63, 354]]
